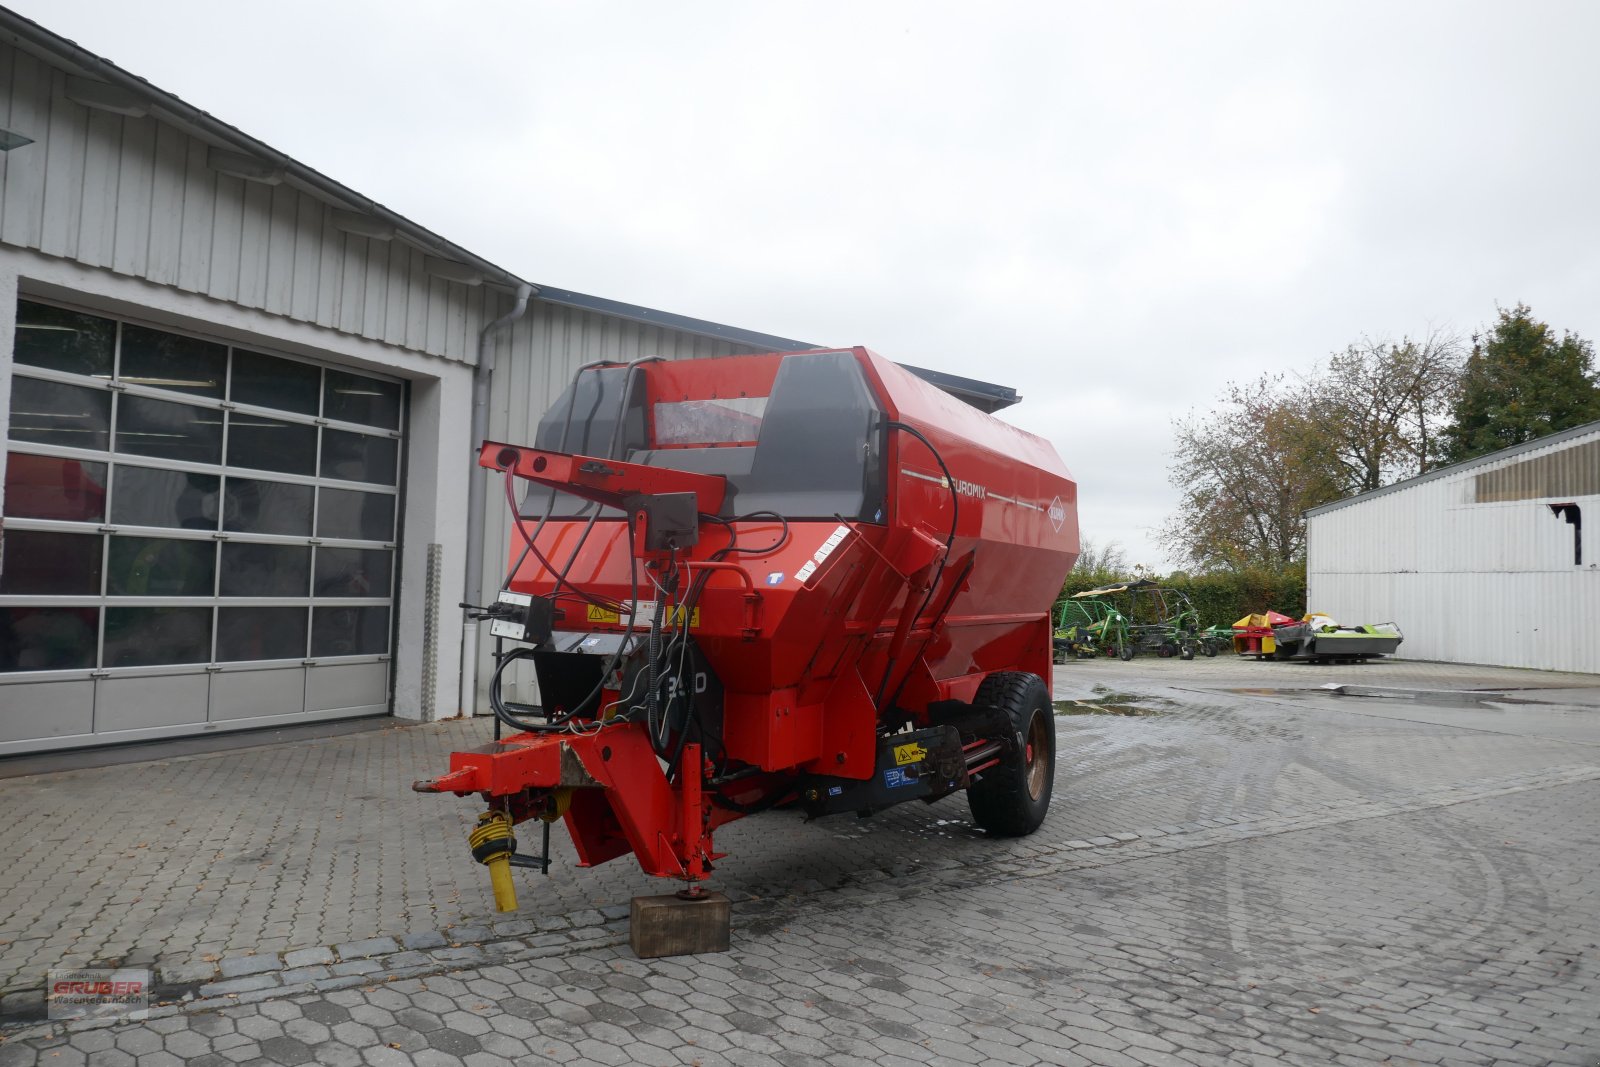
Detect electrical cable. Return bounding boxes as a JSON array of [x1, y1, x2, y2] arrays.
[[487, 517, 644, 735], [873, 420, 960, 709], [661, 510, 788, 780], [504, 468, 623, 614], [500, 360, 624, 591], [547, 357, 664, 595]]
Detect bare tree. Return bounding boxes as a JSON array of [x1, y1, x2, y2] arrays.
[[1073, 537, 1129, 577], [1162, 330, 1464, 572], [1315, 329, 1463, 491], [1160, 374, 1345, 569]]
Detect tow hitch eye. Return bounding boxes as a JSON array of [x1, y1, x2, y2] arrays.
[[469, 811, 518, 912]]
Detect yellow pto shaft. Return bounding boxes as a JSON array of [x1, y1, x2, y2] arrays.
[[468, 810, 519, 912]]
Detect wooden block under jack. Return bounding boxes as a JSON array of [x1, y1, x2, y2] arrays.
[[630, 892, 731, 958]]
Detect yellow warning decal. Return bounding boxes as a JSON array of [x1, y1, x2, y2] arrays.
[[893, 742, 927, 766], [584, 603, 700, 627], [664, 606, 701, 628]]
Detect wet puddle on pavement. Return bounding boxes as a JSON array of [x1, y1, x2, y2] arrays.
[[1227, 684, 1590, 710], [1053, 688, 1173, 717]]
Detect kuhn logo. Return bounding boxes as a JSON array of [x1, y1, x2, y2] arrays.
[[1048, 496, 1066, 532]]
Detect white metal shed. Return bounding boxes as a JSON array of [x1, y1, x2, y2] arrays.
[[1306, 420, 1600, 674]]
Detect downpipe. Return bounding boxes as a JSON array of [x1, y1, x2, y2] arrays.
[[459, 283, 535, 717]]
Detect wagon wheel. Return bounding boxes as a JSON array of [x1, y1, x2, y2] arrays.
[[968, 672, 1054, 837]]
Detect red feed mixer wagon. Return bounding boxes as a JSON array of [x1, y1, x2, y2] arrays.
[[416, 347, 1079, 939]]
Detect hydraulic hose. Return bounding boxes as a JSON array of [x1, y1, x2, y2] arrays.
[[487, 520, 643, 735]]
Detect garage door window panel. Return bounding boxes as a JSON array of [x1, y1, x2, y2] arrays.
[[323, 370, 400, 430], [3, 454, 107, 522], [0, 531, 103, 596], [9, 378, 111, 451], [115, 394, 223, 464], [222, 477, 313, 537], [220, 542, 311, 597], [118, 324, 226, 399], [103, 606, 212, 667], [218, 606, 308, 662], [320, 428, 398, 485], [231, 350, 320, 416], [13, 301, 115, 377], [0, 606, 99, 672], [107, 536, 216, 597], [315, 547, 392, 598], [227, 414, 317, 476], [317, 487, 395, 542], [312, 605, 388, 658], [111, 467, 220, 530]]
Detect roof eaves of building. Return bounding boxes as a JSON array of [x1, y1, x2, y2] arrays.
[[1305, 417, 1600, 519], [526, 286, 815, 352]]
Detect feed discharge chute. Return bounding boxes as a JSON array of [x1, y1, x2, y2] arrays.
[[416, 347, 1079, 939]]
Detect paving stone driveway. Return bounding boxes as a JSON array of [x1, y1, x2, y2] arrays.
[[2, 656, 1599, 1064]]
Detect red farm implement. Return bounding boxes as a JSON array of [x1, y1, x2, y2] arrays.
[[414, 347, 1078, 943]]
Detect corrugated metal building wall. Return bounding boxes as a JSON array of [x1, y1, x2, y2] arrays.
[[1306, 421, 1600, 674]]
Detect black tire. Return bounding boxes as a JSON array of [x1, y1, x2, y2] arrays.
[[1202, 641, 1218, 658], [1118, 644, 1134, 661], [967, 672, 1054, 837], [1180, 643, 1195, 661]]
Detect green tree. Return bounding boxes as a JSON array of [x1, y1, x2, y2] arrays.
[[1442, 304, 1600, 463]]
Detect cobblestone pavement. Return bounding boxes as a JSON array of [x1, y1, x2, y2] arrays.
[[2, 656, 1599, 1064]]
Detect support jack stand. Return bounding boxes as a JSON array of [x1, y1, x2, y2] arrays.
[[630, 886, 730, 958]]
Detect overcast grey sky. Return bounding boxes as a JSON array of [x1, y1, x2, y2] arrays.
[[16, 0, 1600, 567]]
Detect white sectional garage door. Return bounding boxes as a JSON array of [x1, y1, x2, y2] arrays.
[[0, 298, 403, 753]]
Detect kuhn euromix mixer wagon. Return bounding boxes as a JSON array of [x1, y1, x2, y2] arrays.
[[415, 346, 1078, 952]]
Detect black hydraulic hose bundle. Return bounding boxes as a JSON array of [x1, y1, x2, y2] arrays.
[[873, 420, 960, 708], [885, 420, 959, 611], [502, 358, 627, 591], [488, 356, 668, 735], [659, 511, 790, 781], [487, 514, 643, 736]]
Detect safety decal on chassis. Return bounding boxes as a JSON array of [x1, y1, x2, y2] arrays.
[[893, 741, 927, 766]]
